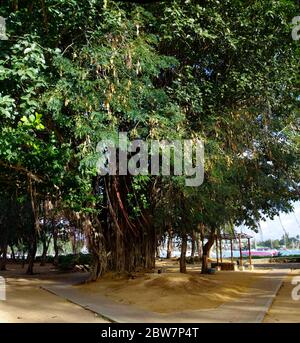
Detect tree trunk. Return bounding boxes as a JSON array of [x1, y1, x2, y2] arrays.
[[191, 231, 196, 258], [103, 175, 156, 275], [88, 251, 106, 282], [201, 229, 216, 274], [10, 245, 16, 262], [53, 227, 59, 266], [40, 238, 48, 266], [166, 226, 173, 259], [81, 175, 157, 278], [155, 234, 161, 258], [83, 213, 107, 282], [21, 249, 26, 268], [71, 231, 78, 255], [197, 233, 203, 258], [0, 244, 8, 271], [198, 223, 205, 259], [27, 179, 39, 274], [26, 234, 37, 275], [180, 233, 187, 273]]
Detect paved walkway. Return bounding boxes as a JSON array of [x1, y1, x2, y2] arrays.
[[42, 269, 289, 323]]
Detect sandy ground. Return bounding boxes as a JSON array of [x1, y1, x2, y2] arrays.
[[263, 269, 300, 323], [76, 259, 268, 313], [0, 263, 108, 323], [1, 260, 300, 322]]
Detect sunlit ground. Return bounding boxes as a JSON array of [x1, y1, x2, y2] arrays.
[[0, 260, 299, 322]]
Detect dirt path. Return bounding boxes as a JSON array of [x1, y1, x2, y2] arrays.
[[0, 264, 108, 323], [44, 269, 289, 323], [263, 269, 300, 323], [1, 261, 300, 323]]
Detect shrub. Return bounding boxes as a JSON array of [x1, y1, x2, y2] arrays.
[[58, 253, 92, 271]]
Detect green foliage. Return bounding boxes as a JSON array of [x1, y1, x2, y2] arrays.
[[0, 0, 299, 267], [58, 253, 92, 271]]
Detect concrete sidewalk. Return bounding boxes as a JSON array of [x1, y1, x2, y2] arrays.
[[42, 269, 289, 323]]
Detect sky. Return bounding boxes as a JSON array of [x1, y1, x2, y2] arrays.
[[242, 201, 300, 242]]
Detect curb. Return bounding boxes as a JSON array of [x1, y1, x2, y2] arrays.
[[41, 269, 291, 324], [40, 285, 116, 323], [255, 269, 289, 323]]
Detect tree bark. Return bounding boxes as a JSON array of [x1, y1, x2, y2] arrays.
[[53, 225, 59, 266], [26, 179, 40, 274], [166, 226, 173, 259], [201, 229, 216, 274], [155, 234, 161, 258], [180, 233, 187, 273], [198, 223, 204, 258], [104, 175, 156, 275], [191, 231, 196, 258], [21, 249, 26, 268], [83, 213, 107, 282], [40, 236, 50, 266], [197, 236, 203, 258], [81, 175, 157, 279], [10, 245, 16, 262], [0, 244, 8, 271], [26, 233, 37, 275], [70, 230, 78, 255]]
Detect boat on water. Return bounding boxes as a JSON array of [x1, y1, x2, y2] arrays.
[[241, 248, 279, 257], [210, 248, 279, 258], [159, 248, 300, 259], [212, 248, 300, 258]]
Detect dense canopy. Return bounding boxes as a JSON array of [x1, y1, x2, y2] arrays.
[[0, 0, 299, 278]]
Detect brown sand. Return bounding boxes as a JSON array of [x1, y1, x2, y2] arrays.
[[0, 264, 108, 323], [77, 261, 266, 313], [3, 260, 298, 321], [263, 269, 300, 323]]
